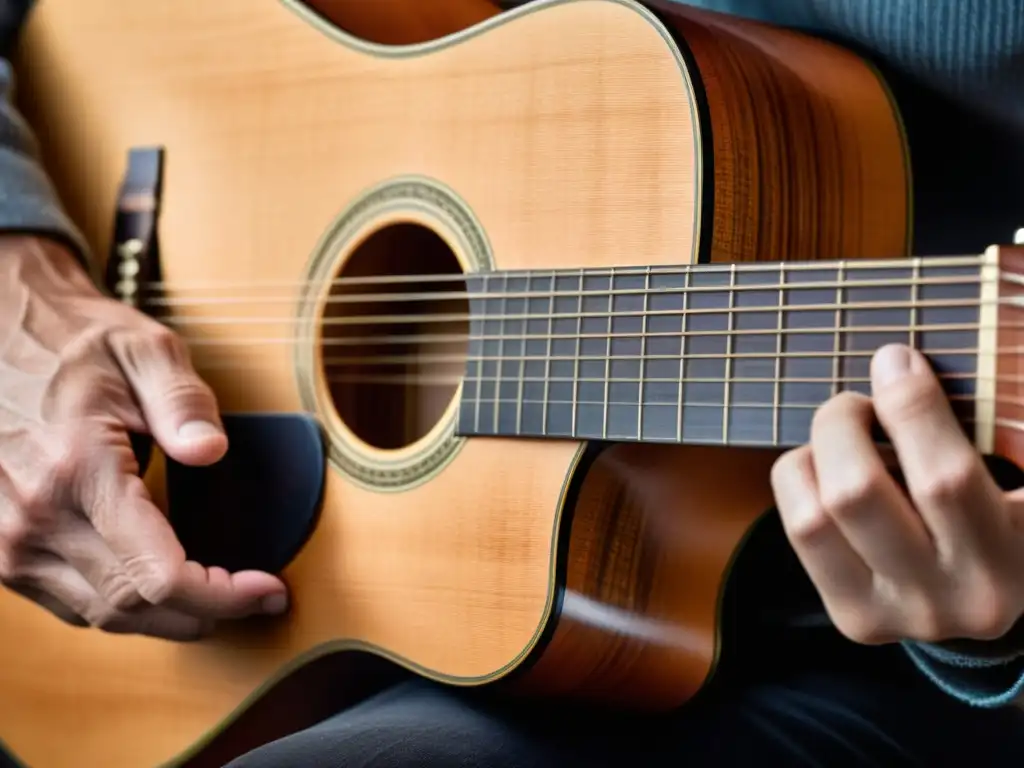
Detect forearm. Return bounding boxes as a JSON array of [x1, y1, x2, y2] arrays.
[[0, 0, 91, 271]]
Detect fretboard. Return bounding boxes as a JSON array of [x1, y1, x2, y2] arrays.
[[456, 256, 989, 448]]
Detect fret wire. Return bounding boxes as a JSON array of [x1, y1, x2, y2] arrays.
[[832, 262, 844, 397], [638, 265, 651, 441], [676, 266, 690, 443], [472, 273, 485, 433], [571, 268, 584, 437], [515, 276, 527, 436], [773, 265, 784, 447], [602, 268, 614, 441], [542, 273, 553, 435], [910, 259, 919, 351], [494, 274, 506, 433], [723, 264, 737, 444]]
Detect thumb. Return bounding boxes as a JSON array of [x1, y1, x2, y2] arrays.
[[108, 326, 228, 466]]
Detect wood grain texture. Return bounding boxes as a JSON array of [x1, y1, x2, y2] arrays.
[[646, 0, 910, 263], [0, 0, 909, 766], [514, 442, 782, 708]]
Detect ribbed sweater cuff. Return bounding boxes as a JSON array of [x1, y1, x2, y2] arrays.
[[0, 142, 92, 270]]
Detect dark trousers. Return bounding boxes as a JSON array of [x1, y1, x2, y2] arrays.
[[225, 648, 1024, 767], [227, 517, 1024, 767]]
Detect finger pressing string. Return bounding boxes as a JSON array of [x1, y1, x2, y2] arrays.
[[870, 344, 1005, 556]]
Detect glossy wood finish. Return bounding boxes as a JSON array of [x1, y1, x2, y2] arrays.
[[648, 0, 910, 264], [302, 0, 500, 45], [1, 0, 909, 765], [993, 247, 1024, 462], [516, 442, 781, 707]]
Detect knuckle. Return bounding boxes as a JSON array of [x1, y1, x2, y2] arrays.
[[903, 594, 948, 643], [149, 325, 189, 359], [769, 447, 804, 490], [114, 324, 193, 380], [819, 472, 887, 521], [16, 477, 59, 522], [831, 605, 889, 645], [0, 515, 35, 556], [958, 578, 1017, 640], [21, 431, 86, 508], [771, 448, 837, 548], [98, 572, 142, 612], [911, 456, 978, 507], [162, 376, 215, 409], [45, 440, 83, 489], [785, 501, 834, 548], [131, 560, 178, 605], [812, 391, 870, 433]]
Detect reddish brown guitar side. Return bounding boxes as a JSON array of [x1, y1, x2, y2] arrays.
[[0, 0, 921, 766]]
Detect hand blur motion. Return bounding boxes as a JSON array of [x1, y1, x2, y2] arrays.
[[0, 236, 288, 640], [772, 343, 1024, 646]]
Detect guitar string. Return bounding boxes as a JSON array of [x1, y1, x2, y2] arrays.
[[296, 370, 1017, 397], [156, 299, 994, 329], [152, 294, 1011, 335], [210, 370, 1022, 391], [291, 388, 1018, 411], [177, 319, 1007, 346], [146, 272, 995, 308], [140, 252, 989, 292], [135, 266, 1018, 391]]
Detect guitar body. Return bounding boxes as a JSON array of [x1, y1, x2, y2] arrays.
[[0, 0, 910, 765]]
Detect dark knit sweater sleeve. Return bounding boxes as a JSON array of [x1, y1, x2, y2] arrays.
[[0, 0, 91, 269]]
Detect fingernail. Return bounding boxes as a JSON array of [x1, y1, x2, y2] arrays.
[[177, 421, 223, 442], [872, 344, 914, 388], [261, 593, 289, 615]]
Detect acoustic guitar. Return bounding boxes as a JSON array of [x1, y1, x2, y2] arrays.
[[2, 0, 1020, 766]]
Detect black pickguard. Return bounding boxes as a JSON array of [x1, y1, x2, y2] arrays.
[[154, 413, 326, 575]]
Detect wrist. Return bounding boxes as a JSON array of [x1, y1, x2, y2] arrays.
[[0, 235, 97, 294]]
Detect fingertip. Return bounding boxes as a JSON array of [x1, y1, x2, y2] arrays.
[[261, 592, 289, 615], [233, 570, 290, 615], [871, 344, 931, 391], [161, 424, 228, 466]]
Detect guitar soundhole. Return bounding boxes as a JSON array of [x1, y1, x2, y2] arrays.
[[322, 222, 469, 451]]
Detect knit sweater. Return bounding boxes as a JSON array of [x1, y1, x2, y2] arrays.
[[0, 0, 1022, 708]]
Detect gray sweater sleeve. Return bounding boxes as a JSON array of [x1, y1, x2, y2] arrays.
[[0, 0, 92, 270]]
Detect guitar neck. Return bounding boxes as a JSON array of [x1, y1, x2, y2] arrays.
[[456, 252, 998, 450]]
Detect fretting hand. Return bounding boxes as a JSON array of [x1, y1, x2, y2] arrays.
[[0, 236, 288, 640], [772, 343, 1024, 646]]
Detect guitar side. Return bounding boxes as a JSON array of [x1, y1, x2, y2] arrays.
[[0, 0, 910, 766]]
